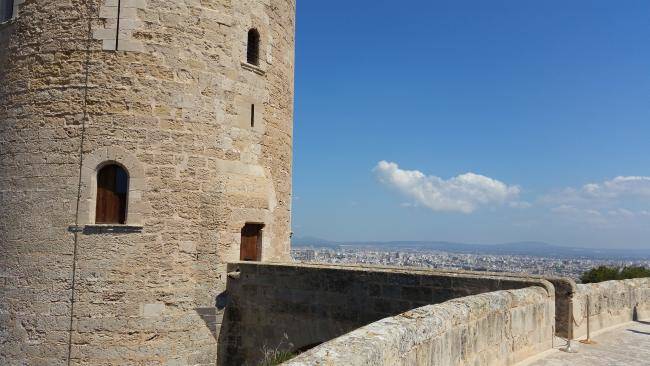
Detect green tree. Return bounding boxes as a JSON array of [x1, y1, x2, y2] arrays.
[[620, 266, 650, 280], [580, 265, 650, 284], [580, 266, 621, 283]]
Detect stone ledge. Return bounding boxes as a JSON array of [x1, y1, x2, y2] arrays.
[[241, 62, 266, 76], [228, 261, 557, 296]]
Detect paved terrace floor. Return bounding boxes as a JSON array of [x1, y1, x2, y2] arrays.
[[521, 321, 650, 366]]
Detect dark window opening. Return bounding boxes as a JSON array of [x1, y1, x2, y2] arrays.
[[96, 164, 129, 224], [1, 0, 15, 22], [250, 104, 255, 127], [247, 29, 260, 66], [240, 223, 264, 261], [115, 0, 122, 50]]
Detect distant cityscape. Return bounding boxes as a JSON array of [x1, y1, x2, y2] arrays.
[[291, 246, 650, 281]]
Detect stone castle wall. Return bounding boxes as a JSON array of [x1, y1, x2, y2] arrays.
[[0, 1, 295, 365], [327, 266, 576, 339], [223, 262, 650, 365], [284, 287, 555, 366], [572, 277, 650, 339], [222, 262, 554, 365]]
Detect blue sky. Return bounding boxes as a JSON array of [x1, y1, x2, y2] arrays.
[[291, 0, 650, 249]]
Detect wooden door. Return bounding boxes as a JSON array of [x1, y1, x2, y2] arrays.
[[240, 223, 263, 261]]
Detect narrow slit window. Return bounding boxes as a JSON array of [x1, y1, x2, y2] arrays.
[[247, 29, 260, 66], [1, 0, 15, 22], [96, 164, 129, 224], [250, 104, 255, 127], [115, 0, 122, 50]]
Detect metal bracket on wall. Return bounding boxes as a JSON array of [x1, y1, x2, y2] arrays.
[[67, 225, 84, 233], [68, 225, 143, 234]]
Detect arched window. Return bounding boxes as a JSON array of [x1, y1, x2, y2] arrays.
[[247, 29, 260, 66], [96, 164, 129, 224], [1, 0, 15, 22]]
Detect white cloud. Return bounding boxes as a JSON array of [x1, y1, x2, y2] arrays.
[[551, 204, 600, 215], [583, 176, 650, 198], [373, 161, 521, 214], [542, 176, 650, 222], [607, 208, 636, 218], [544, 176, 650, 205], [550, 204, 650, 226], [509, 201, 532, 209], [551, 205, 605, 224]]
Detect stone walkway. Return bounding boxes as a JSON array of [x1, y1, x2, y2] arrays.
[[521, 321, 650, 366]]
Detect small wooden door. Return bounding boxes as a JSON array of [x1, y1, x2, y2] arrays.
[[240, 223, 263, 261]]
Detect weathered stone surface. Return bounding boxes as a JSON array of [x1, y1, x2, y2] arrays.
[[346, 266, 578, 339], [0, 1, 295, 365], [572, 278, 650, 340], [222, 262, 555, 365], [283, 287, 555, 366]]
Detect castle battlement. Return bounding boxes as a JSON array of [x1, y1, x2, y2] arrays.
[[224, 263, 649, 366]]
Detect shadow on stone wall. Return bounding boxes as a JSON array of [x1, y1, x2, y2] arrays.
[[196, 291, 229, 342], [218, 262, 555, 366]]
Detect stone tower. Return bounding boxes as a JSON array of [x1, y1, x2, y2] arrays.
[[0, 0, 295, 365]]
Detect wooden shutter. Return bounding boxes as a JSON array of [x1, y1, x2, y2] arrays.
[[96, 165, 128, 224], [240, 224, 263, 261]]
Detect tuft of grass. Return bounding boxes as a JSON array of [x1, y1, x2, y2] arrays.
[[259, 333, 296, 366], [259, 351, 296, 366]]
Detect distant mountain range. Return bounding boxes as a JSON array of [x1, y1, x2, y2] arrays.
[[291, 237, 650, 260]]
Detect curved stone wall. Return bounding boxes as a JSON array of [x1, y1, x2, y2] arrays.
[[283, 287, 555, 366], [222, 262, 555, 365], [572, 278, 650, 339], [0, 1, 295, 365]]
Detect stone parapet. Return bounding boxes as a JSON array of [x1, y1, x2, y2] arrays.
[[283, 287, 555, 366], [572, 277, 650, 340], [286, 263, 577, 339], [221, 262, 554, 365]]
